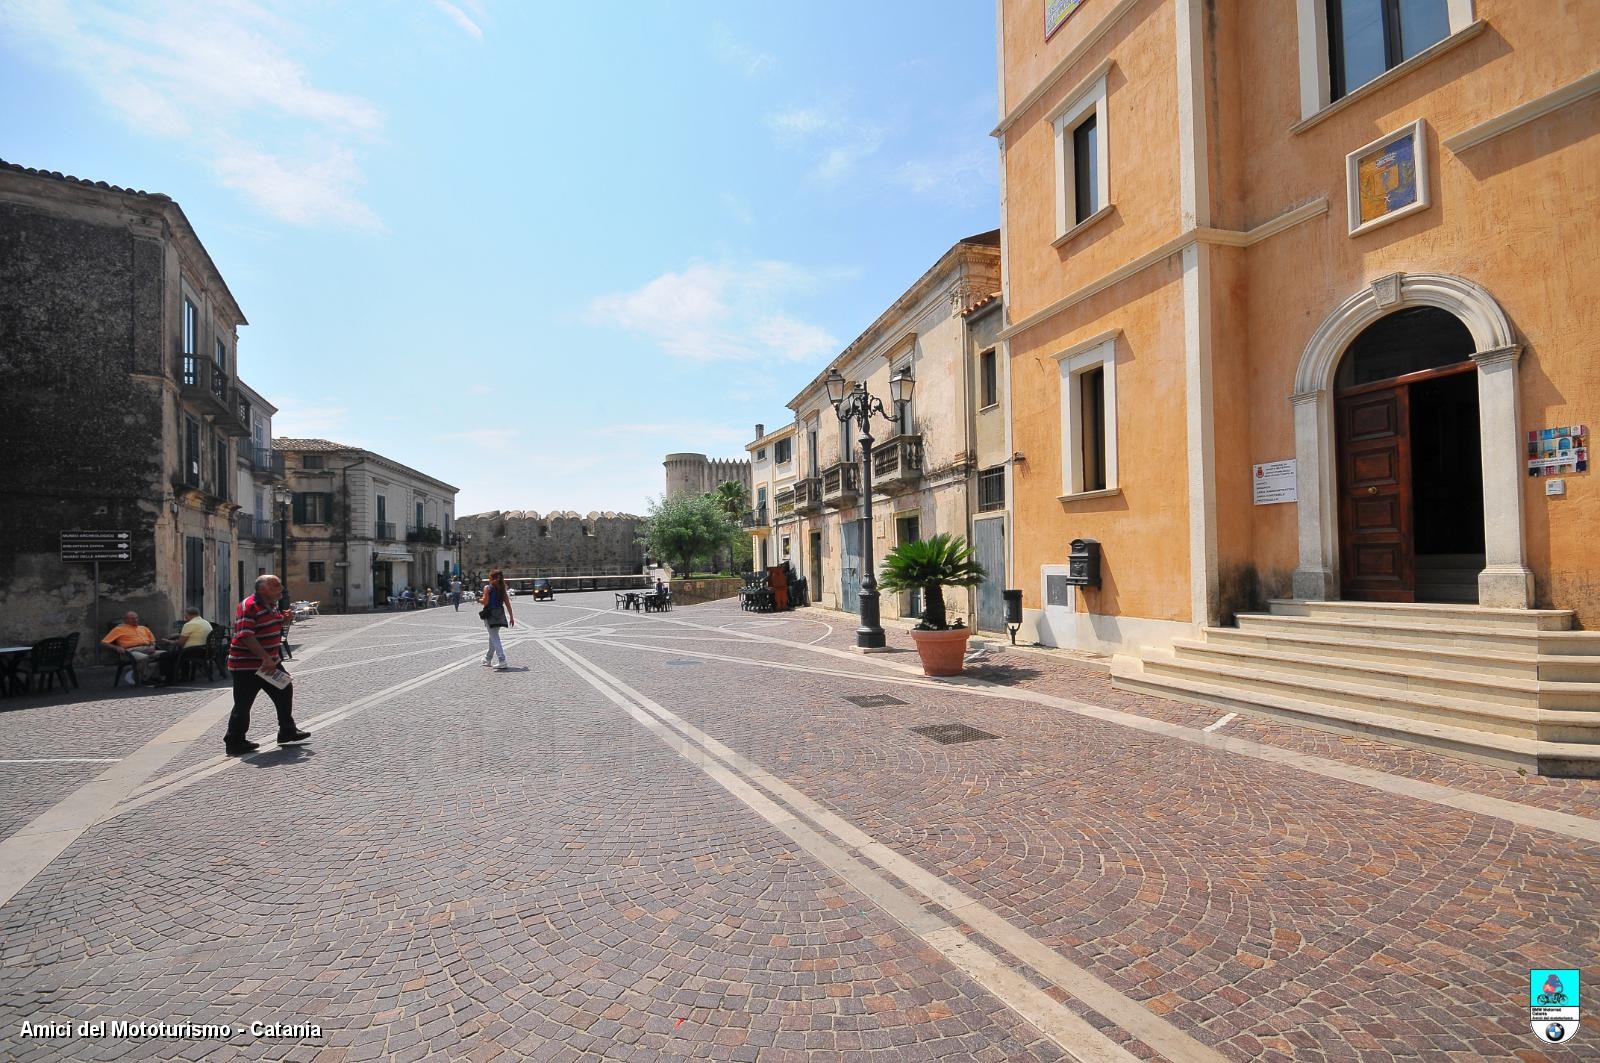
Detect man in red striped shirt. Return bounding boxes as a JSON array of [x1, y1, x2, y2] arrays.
[[226, 574, 311, 756]]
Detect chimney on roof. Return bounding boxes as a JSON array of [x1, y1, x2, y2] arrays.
[[755, 423, 765, 439]]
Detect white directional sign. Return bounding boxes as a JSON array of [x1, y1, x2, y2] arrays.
[[60, 530, 133, 562]]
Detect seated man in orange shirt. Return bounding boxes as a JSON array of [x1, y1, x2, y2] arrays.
[[101, 610, 167, 684]]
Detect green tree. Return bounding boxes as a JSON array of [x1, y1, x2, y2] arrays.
[[876, 533, 987, 630], [638, 494, 738, 576]]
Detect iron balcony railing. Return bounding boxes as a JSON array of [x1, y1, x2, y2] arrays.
[[250, 447, 286, 479], [740, 506, 769, 529], [236, 514, 280, 543], [177, 354, 249, 436], [407, 525, 443, 544]]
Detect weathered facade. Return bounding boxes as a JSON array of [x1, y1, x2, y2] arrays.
[[745, 423, 798, 572], [996, 0, 1600, 650], [232, 379, 284, 595], [456, 511, 645, 578], [273, 439, 458, 611], [0, 159, 262, 656], [787, 231, 1005, 628], [662, 453, 751, 501]]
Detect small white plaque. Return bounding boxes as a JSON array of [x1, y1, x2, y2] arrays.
[[1546, 478, 1567, 497], [1253, 460, 1298, 505]]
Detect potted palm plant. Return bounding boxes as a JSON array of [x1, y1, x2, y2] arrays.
[[876, 533, 987, 676]]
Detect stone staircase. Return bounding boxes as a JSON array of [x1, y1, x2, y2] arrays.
[[1111, 599, 1600, 777]]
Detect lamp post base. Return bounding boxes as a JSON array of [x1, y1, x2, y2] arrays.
[[856, 590, 886, 649]]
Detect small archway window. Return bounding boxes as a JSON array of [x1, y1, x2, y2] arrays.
[[1334, 306, 1474, 391]]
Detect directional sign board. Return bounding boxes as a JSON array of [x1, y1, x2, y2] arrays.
[[60, 530, 133, 562]]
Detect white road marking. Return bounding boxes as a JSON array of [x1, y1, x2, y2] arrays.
[[1202, 712, 1237, 733], [0, 758, 121, 764], [543, 638, 1192, 1063]]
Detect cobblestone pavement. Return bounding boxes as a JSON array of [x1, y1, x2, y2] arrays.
[[0, 593, 1594, 1061]]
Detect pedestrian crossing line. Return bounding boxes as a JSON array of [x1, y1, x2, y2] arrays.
[[576, 630, 1600, 847], [543, 638, 1216, 1063], [108, 652, 485, 822], [0, 611, 412, 912]]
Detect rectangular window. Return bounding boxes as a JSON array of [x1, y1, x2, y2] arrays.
[[980, 349, 998, 409], [807, 423, 819, 473], [978, 466, 1006, 512], [1050, 71, 1109, 240], [293, 492, 332, 524], [1057, 336, 1118, 496], [415, 501, 424, 531], [214, 439, 228, 500], [1327, 0, 1454, 100], [376, 495, 386, 523], [185, 536, 206, 615], [894, 364, 914, 436], [840, 418, 854, 461], [184, 417, 201, 487], [773, 438, 792, 465], [755, 447, 766, 461], [303, 455, 324, 470], [1072, 114, 1098, 225], [1079, 365, 1107, 492], [308, 562, 326, 583], [214, 337, 227, 369], [182, 298, 198, 356]]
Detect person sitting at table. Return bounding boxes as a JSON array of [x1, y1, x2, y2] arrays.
[[101, 610, 166, 684], [154, 607, 213, 684]]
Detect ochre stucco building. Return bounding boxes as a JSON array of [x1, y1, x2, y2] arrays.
[[996, 0, 1599, 650]]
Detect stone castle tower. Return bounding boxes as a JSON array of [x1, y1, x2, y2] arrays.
[[663, 453, 751, 501]]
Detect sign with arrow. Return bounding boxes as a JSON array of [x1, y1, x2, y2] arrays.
[[60, 530, 133, 563]]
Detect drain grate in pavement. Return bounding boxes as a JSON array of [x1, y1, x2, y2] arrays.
[[844, 694, 906, 708], [910, 723, 999, 745]]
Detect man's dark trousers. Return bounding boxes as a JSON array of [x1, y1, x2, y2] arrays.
[[226, 670, 296, 743]]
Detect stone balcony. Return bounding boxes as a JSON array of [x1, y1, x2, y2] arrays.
[[821, 461, 860, 508], [792, 477, 822, 514], [871, 434, 923, 494]]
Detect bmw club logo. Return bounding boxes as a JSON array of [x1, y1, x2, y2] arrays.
[[1530, 969, 1581, 1044]]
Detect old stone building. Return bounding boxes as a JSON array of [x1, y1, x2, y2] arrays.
[[273, 439, 459, 611], [232, 378, 284, 594], [0, 159, 267, 655], [456, 511, 646, 578], [662, 453, 750, 501]]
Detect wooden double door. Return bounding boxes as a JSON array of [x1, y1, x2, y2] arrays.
[[1336, 364, 1481, 602]]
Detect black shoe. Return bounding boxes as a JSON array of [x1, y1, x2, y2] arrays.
[[225, 739, 260, 756], [278, 728, 311, 746]]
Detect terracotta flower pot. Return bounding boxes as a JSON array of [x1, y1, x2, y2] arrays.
[[909, 627, 972, 676]]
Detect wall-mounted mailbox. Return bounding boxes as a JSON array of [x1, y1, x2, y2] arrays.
[[1066, 537, 1101, 588]]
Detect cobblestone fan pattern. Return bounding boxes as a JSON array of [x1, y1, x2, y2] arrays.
[[0, 594, 1593, 1060], [0, 602, 1070, 1062]]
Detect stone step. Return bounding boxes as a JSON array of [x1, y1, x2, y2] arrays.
[[1235, 614, 1600, 655], [1111, 657, 1600, 778], [1136, 649, 1600, 743], [1266, 598, 1574, 631], [1201, 627, 1600, 683], [1168, 638, 1600, 710]]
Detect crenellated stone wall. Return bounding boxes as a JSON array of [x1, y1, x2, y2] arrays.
[[662, 453, 751, 501], [456, 511, 645, 577]]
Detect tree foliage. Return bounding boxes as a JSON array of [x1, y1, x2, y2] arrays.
[[876, 533, 986, 630], [638, 493, 739, 577]]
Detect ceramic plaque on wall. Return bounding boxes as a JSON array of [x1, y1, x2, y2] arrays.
[[1046, 0, 1086, 40], [1345, 119, 1430, 235]]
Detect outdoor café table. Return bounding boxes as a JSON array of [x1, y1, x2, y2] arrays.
[[0, 646, 31, 698]]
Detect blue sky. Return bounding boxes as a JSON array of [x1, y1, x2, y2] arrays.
[[0, 1, 1000, 516]]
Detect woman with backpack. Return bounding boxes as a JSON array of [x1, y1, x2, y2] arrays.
[[479, 568, 515, 670]]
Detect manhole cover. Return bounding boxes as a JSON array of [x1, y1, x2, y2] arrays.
[[911, 723, 999, 745], [844, 694, 906, 708]]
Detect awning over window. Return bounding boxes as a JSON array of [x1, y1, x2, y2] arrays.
[[374, 552, 413, 563]]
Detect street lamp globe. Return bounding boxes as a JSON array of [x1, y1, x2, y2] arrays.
[[824, 368, 847, 408], [889, 367, 914, 406]]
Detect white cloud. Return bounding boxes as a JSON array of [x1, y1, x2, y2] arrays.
[[763, 102, 882, 183], [430, 0, 483, 40], [891, 144, 997, 206], [710, 22, 774, 76], [0, 0, 385, 229], [436, 429, 518, 451], [765, 107, 831, 137], [586, 260, 840, 364]]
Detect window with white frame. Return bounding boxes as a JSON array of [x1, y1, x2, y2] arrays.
[[1056, 335, 1118, 496], [1296, 0, 1472, 118], [1050, 71, 1109, 240]]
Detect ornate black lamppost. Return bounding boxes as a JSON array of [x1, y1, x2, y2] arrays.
[[824, 366, 914, 649]]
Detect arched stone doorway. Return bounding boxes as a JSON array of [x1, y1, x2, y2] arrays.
[[1290, 273, 1533, 608]]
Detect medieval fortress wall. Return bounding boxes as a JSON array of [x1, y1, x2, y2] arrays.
[[663, 453, 751, 501], [457, 511, 645, 576]]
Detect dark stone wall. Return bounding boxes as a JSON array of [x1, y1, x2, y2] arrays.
[[0, 202, 169, 648]]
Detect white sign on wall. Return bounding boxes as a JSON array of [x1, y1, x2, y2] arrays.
[[1252, 460, 1297, 505]]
